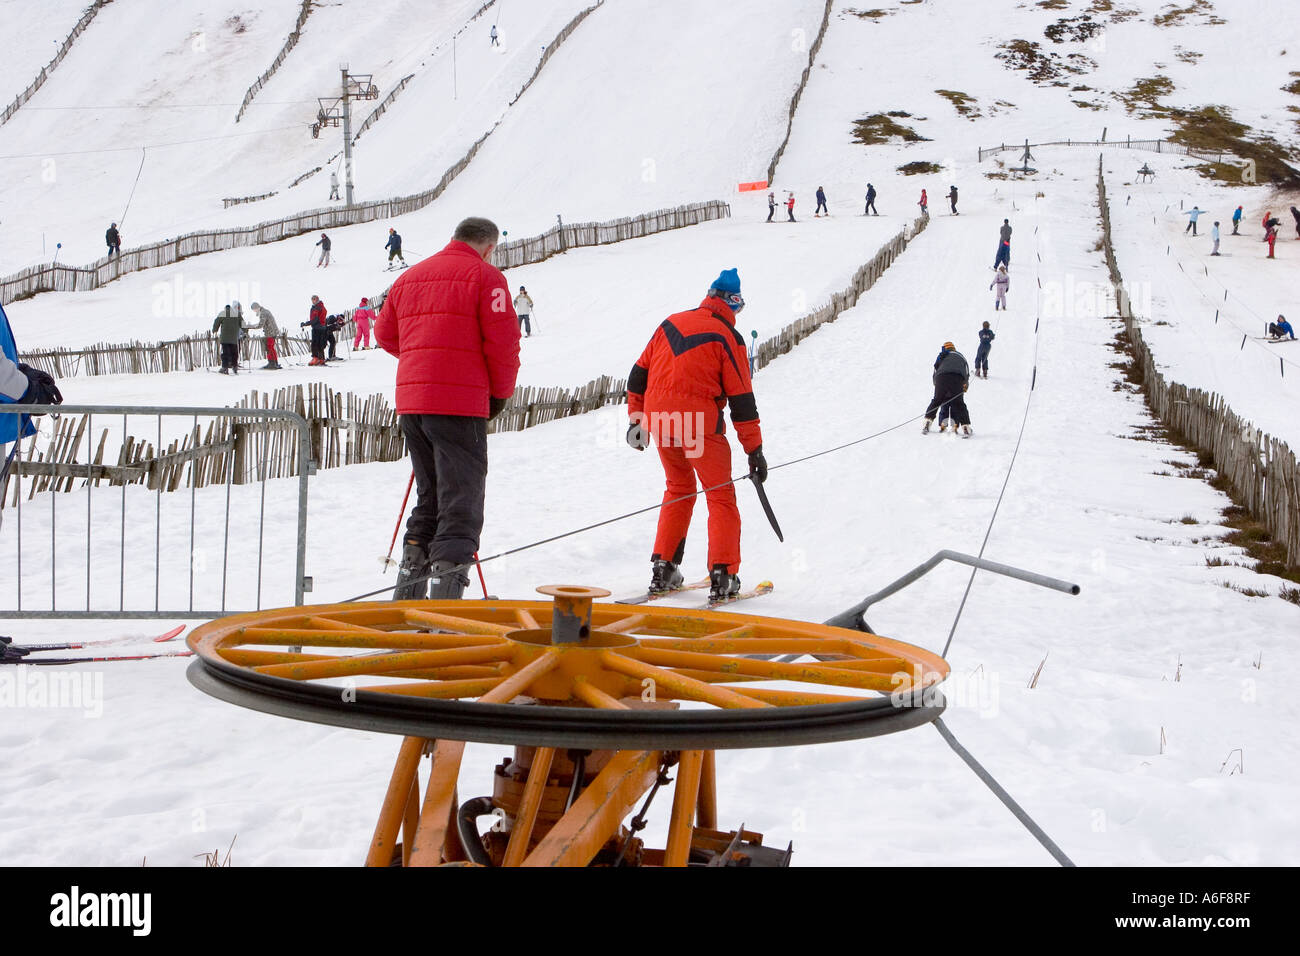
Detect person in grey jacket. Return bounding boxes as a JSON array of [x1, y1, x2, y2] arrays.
[[247, 302, 282, 369], [212, 302, 244, 374], [999, 219, 1012, 244], [923, 342, 972, 435]]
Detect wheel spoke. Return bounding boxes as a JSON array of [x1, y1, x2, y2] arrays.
[[600, 651, 770, 709], [477, 649, 561, 704], [634, 646, 908, 693], [235, 627, 508, 650], [251, 644, 513, 680], [402, 609, 516, 636]]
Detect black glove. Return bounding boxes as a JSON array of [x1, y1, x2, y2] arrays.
[[488, 396, 508, 421], [747, 446, 768, 483], [17, 365, 62, 410], [626, 420, 649, 451]]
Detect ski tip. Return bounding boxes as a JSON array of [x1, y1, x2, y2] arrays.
[[155, 625, 186, 643], [757, 581, 774, 590]]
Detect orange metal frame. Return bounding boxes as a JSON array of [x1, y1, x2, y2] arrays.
[[190, 587, 949, 867]]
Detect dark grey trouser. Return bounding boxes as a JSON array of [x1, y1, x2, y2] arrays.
[[927, 372, 970, 425], [975, 344, 991, 373], [401, 413, 488, 566], [220, 342, 238, 370]]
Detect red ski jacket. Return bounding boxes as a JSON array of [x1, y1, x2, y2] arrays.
[[627, 296, 762, 454], [375, 240, 520, 417]]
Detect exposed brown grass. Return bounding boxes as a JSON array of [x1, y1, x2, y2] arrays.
[[851, 113, 931, 145]]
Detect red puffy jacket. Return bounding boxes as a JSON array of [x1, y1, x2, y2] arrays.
[[375, 240, 520, 417], [627, 296, 762, 454]]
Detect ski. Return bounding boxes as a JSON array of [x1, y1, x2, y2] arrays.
[[704, 580, 774, 609], [1, 625, 185, 662], [6, 649, 195, 666], [615, 579, 711, 605]]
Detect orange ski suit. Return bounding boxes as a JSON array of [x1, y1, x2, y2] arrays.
[[627, 296, 762, 573]]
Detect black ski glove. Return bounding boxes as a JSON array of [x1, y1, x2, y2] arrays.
[[488, 396, 508, 421], [17, 364, 62, 410], [747, 446, 768, 483], [626, 420, 649, 451]]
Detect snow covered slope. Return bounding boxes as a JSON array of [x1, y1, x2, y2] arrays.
[[0, 0, 89, 106]]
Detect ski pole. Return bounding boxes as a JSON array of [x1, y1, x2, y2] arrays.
[[751, 474, 784, 542], [382, 471, 416, 572], [473, 552, 489, 599]]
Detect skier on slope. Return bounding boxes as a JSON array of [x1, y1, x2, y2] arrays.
[[1210, 221, 1221, 256], [1291, 206, 1300, 239], [864, 182, 878, 216], [1184, 206, 1204, 236], [105, 223, 121, 258], [325, 314, 343, 360], [302, 295, 328, 366], [385, 228, 405, 269], [2, 302, 63, 489], [994, 217, 1012, 270], [786, 192, 796, 222], [513, 286, 534, 337], [1267, 315, 1296, 340], [329, 170, 340, 201], [918, 189, 928, 217], [490, 24, 499, 46], [212, 302, 244, 374], [815, 186, 828, 216], [974, 322, 995, 379], [766, 191, 776, 222], [922, 342, 972, 436], [315, 232, 332, 267], [626, 268, 768, 603], [1231, 205, 1243, 235], [246, 302, 282, 369], [353, 298, 375, 350], [990, 264, 1009, 311], [376, 216, 520, 601], [947, 185, 959, 215]]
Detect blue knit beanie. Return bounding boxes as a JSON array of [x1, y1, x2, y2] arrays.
[[710, 268, 741, 296]]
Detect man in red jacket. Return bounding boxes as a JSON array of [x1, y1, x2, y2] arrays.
[[376, 217, 521, 599], [626, 268, 768, 603]]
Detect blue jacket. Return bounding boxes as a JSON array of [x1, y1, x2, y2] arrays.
[[977, 329, 995, 351], [385, 232, 402, 251], [1277, 320, 1296, 338], [1, 302, 37, 445]]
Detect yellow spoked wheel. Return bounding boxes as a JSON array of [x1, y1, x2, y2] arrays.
[[187, 585, 949, 749]]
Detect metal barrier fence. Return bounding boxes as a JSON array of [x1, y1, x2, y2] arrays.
[[0, 404, 312, 619]]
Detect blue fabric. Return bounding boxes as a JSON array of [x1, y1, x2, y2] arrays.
[[979, 329, 995, 347], [0, 302, 36, 444], [710, 268, 741, 296], [386, 232, 401, 250]]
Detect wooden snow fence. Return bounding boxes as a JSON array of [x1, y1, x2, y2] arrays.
[[235, 0, 315, 123], [2, 371, 629, 506], [0, 0, 114, 128], [1098, 155, 1299, 566], [749, 214, 930, 373]]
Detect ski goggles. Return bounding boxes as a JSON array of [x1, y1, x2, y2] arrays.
[[717, 291, 745, 314]]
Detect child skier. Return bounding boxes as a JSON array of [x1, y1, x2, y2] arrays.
[[315, 233, 331, 267], [975, 322, 995, 379], [918, 189, 928, 217], [353, 297, 375, 349], [922, 342, 971, 436], [815, 186, 828, 216], [767, 192, 776, 222], [947, 185, 959, 215], [786, 192, 796, 222], [1267, 316, 1296, 340], [990, 264, 1009, 310]]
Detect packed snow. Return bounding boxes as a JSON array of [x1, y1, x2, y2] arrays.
[[1, 0, 1298, 868]]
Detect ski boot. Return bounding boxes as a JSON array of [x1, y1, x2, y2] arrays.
[[938, 420, 949, 433], [428, 560, 469, 600], [961, 424, 972, 437], [648, 558, 684, 595], [922, 419, 932, 434], [392, 538, 431, 601], [708, 564, 741, 604]]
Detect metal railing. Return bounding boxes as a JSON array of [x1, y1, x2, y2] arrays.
[[0, 403, 312, 619], [978, 136, 1233, 163]]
